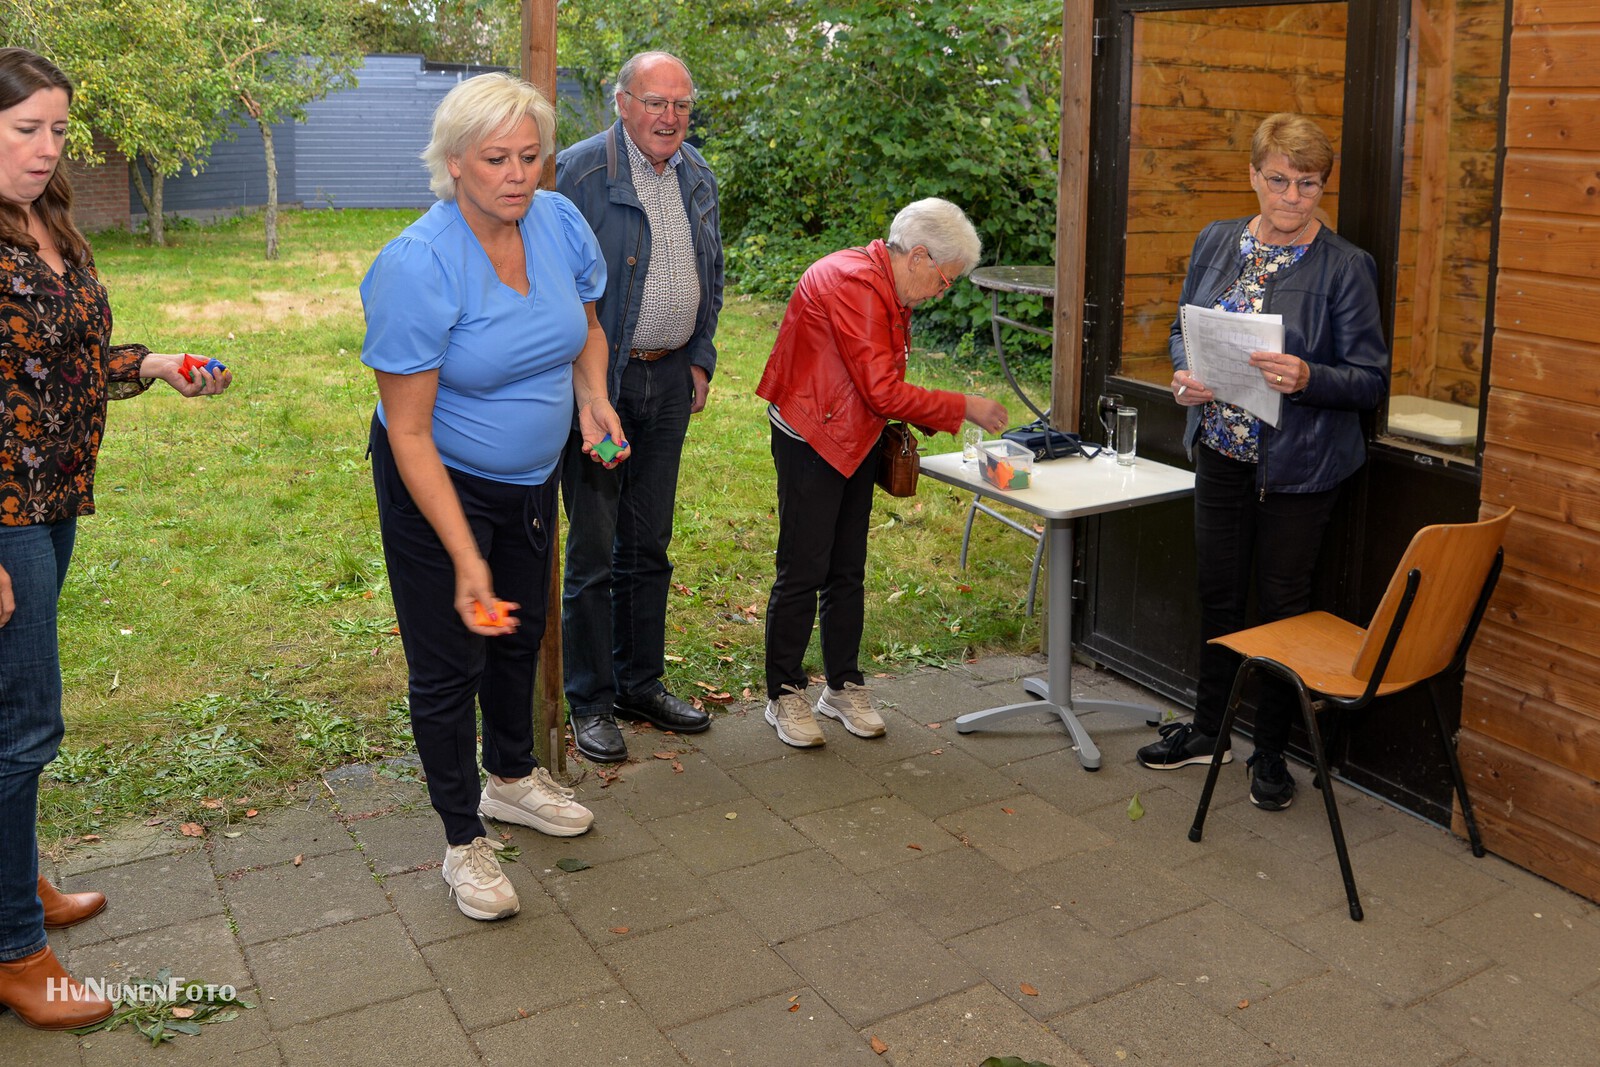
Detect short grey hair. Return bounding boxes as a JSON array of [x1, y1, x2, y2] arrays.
[[613, 51, 695, 117], [886, 198, 983, 275], [422, 73, 556, 202]]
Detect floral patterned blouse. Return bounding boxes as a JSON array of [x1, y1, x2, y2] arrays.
[[1199, 226, 1312, 464], [1, 239, 150, 526]]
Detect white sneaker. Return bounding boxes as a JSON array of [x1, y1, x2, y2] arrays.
[[816, 683, 886, 738], [443, 837, 519, 920], [479, 768, 594, 837], [765, 687, 825, 748]]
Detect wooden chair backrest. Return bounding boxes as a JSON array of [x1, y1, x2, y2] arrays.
[[1350, 508, 1514, 688]]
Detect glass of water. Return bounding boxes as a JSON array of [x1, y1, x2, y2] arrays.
[[962, 425, 984, 466], [1115, 406, 1138, 465]]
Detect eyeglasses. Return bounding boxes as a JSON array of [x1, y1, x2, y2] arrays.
[[926, 251, 954, 293], [1260, 171, 1325, 196], [623, 91, 694, 116]]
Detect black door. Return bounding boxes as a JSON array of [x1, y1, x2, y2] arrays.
[[1077, 0, 1502, 823]]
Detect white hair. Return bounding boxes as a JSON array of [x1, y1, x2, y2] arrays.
[[422, 73, 556, 202], [886, 198, 982, 274]]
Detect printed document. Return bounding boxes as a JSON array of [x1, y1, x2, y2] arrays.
[[1179, 305, 1285, 428]]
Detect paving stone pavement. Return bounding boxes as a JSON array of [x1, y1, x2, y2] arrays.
[[14, 656, 1600, 1066]]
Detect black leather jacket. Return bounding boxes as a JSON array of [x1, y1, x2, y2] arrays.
[[1168, 217, 1389, 494]]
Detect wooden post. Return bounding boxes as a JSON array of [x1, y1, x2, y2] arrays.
[[524, 0, 564, 771], [1053, 2, 1094, 432]]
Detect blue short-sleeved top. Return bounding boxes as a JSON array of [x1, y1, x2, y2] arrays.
[[360, 193, 606, 484]]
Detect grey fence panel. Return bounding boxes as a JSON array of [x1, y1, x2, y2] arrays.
[[133, 55, 589, 217]]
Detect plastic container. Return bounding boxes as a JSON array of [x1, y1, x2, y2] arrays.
[[980, 439, 1034, 490]]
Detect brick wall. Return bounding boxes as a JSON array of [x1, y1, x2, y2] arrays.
[[65, 132, 131, 234]]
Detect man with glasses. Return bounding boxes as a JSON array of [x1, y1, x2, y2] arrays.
[[555, 51, 723, 763]]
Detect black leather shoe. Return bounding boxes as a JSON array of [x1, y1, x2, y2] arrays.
[[614, 689, 711, 734], [571, 712, 628, 763]]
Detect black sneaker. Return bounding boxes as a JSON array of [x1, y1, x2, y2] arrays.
[[1136, 722, 1232, 770], [1247, 750, 1296, 810]]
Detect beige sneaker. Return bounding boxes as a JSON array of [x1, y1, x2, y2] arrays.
[[816, 683, 886, 738], [479, 767, 594, 837], [443, 837, 519, 920], [766, 686, 825, 748]]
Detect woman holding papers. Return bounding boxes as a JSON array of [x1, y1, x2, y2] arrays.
[[1136, 113, 1388, 813]]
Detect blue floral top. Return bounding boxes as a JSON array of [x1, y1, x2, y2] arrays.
[[1199, 226, 1312, 463]]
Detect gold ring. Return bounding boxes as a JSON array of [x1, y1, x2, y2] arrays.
[[1276, 374, 1284, 384]]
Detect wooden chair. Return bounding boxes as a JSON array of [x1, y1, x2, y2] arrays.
[[1187, 507, 1514, 921]]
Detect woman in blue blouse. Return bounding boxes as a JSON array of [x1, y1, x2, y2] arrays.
[[360, 73, 628, 921], [1137, 113, 1389, 812]]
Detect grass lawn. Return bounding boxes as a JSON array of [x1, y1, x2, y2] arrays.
[[42, 207, 1047, 847]]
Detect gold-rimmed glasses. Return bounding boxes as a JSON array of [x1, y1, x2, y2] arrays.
[[1260, 171, 1325, 197]]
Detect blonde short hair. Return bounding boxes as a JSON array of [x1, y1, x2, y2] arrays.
[[1251, 113, 1335, 181], [422, 73, 556, 201]]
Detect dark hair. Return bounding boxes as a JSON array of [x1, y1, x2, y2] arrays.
[[0, 47, 89, 266]]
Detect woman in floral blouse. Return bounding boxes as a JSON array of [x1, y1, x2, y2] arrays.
[[1137, 113, 1388, 813], [0, 48, 230, 1031]]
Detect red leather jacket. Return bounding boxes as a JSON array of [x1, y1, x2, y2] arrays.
[[756, 240, 966, 477]]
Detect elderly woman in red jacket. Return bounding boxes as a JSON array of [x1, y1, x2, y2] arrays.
[[756, 198, 1008, 748]]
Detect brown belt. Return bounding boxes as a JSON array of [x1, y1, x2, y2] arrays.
[[629, 347, 674, 361]]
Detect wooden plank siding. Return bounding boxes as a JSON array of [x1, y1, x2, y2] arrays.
[[1459, 3, 1600, 904], [1120, 4, 1346, 382]]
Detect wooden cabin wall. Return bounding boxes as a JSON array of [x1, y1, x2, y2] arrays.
[[1462, 0, 1600, 904], [1391, 0, 1504, 410], [1121, 3, 1346, 384]]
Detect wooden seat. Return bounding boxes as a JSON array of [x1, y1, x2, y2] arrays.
[[1188, 507, 1514, 921]]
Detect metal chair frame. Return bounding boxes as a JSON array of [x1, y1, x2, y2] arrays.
[[1187, 511, 1511, 921]]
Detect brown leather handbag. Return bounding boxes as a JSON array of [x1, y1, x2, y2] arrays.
[[875, 422, 920, 497]]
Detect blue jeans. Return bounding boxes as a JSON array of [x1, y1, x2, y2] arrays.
[[561, 350, 694, 719], [1192, 446, 1341, 752], [0, 519, 76, 962], [764, 428, 874, 699]]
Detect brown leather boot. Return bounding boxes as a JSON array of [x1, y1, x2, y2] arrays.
[[0, 944, 114, 1030], [38, 876, 107, 929]]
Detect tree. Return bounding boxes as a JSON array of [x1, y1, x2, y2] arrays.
[[7, 0, 229, 247], [197, 0, 364, 258]]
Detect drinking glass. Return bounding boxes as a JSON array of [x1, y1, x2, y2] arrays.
[[1115, 406, 1138, 465], [1096, 394, 1123, 454], [962, 425, 984, 466]]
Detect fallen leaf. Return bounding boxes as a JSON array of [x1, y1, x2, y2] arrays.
[[224, 831, 243, 839], [179, 823, 205, 838], [610, 926, 630, 934], [741, 687, 752, 699], [1127, 792, 1145, 821], [80, 833, 101, 842], [930, 748, 944, 755], [144, 816, 165, 827], [906, 842, 922, 851], [245, 809, 258, 818], [703, 691, 734, 704], [555, 858, 591, 872], [664, 653, 685, 662], [789, 995, 801, 1003], [788, 1003, 800, 1012], [654, 751, 676, 760], [293, 854, 304, 866], [201, 798, 224, 810], [956, 583, 972, 593], [928, 722, 942, 730], [695, 680, 716, 691], [170, 1006, 196, 1019], [1001, 807, 1016, 815], [1237, 999, 1250, 1010], [725, 812, 738, 820], [1020, 982, 1040, 996], [870, 1036, 889, 1055], [672, 760, 683, 773]]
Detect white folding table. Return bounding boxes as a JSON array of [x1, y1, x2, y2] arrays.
[[920, 450, 1195, 770]]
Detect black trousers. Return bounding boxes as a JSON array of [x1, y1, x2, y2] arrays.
[[764, 429, 875, 700], [370, 415, 556, 846], [1192, 445, 1342, 753]]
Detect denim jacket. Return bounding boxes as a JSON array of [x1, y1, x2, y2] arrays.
[[1168, 217, 1390, 495], [555, 122, 723, 400]]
